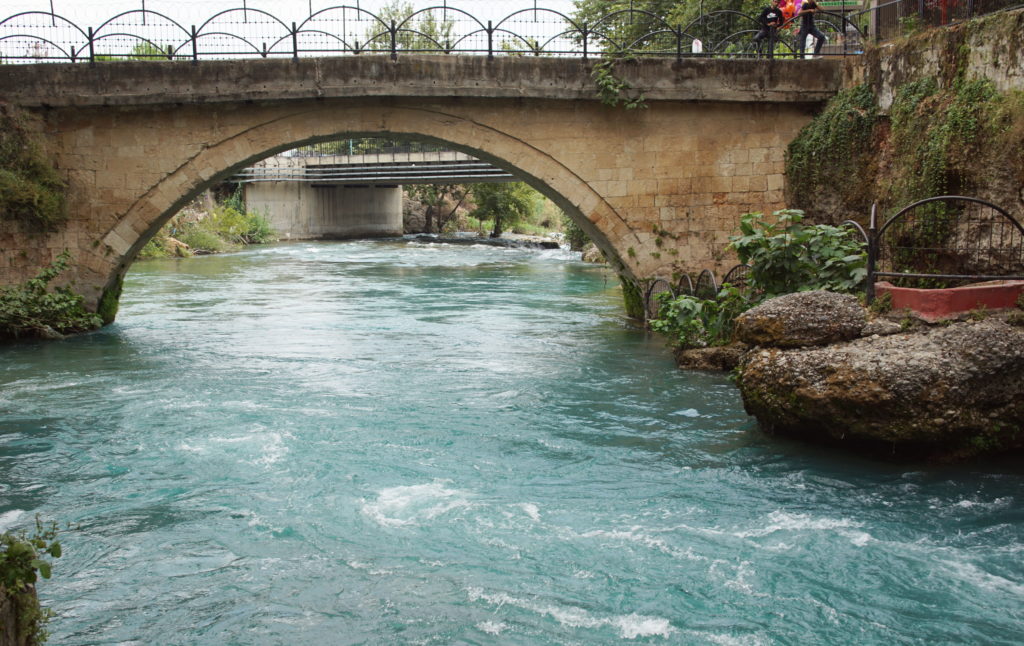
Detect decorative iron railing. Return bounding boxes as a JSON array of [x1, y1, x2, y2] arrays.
[[846, 0, 1022, 43], [0, 4, 870, 63], [857, 196, 1024, 301], [642, 264, 751, 321]]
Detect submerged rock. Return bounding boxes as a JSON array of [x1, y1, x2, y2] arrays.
[[736, 318, 1024, 459], [735, 290, 866, 348]]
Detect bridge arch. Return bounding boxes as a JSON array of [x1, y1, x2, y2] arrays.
[[104, 102, 633, 295]]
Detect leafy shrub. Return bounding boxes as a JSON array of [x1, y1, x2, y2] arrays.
[[177, 227, 230, 254], [0, 251, 102, 339], [1, 517, 61, 646], [650, 209, 866, 349], [649, 285, 750, 348], [729, 209, 867, 298], [205, 205, 275, 245]]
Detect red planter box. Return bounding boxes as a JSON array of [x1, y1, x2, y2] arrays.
[[875, 280, 1024, 321]]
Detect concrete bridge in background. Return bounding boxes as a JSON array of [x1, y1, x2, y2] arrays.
[[0, 54, 842, 316], [239, 149, 515, 239]]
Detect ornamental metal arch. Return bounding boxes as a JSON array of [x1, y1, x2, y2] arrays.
[[864, 196, 1024, 301], [0, 4, 867, 63]]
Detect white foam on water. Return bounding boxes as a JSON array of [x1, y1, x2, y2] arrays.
[[693, 631, 771, 646], [466, 587, 676, 639], [361, 481, 472, 527], [0, 510, 25, 533], [514, 503, 541, 522], [672, 408, 701, 417], [476, 620, 509, 635], [941, 559, 1024, 596], [578, 526, 704, 561], [733, 510, 863, 538]]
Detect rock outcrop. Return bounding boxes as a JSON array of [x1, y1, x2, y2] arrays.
[[734, 290, 867, 348], [737, 316, 1024, 459]]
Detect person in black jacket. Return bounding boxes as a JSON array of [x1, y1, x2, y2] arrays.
[[795, 0, 828, 56], [753, 0, 785, 57]]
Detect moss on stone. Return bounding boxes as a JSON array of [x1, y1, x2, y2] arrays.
[[620, 276, 644, 320], [96, 274, 123, 325]]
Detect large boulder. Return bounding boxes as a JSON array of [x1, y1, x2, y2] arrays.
[[736, 318, 1024, 459], [735, 291, 867, 348]]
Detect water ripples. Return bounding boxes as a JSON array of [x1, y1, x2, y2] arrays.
[[1, 239, 1022, 644]]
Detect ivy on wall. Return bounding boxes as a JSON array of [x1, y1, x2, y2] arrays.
[[0, 105, 67, 231]]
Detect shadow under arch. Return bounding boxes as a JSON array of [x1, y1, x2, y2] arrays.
[[100, 102, 635, 304]]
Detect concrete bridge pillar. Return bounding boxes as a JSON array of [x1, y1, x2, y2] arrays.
[[244, 182, 403, 240]]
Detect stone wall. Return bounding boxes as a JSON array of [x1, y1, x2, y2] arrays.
[[843, 7, 1024, 110]]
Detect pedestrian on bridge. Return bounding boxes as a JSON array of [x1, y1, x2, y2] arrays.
[[753, 0, 786, 58], [794, 0, 828, 57]]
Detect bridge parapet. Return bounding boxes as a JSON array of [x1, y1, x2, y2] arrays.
[[0, 55, 842, 108]]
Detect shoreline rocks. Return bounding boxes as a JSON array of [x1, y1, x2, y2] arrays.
[[730, 291, 1024, 460]]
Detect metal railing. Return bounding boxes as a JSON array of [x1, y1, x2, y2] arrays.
[[0, 4, 868, 63], [642, 264, 752, 321], [854, 196, 1024, 301], [846, 0, 1022, 43]]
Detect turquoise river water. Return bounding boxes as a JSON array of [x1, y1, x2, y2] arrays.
[[1, 239, 1022, 645]]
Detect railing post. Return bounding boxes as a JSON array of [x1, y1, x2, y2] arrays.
[[165, 44, 173, 61], [292, 21, 299, 60], [582, 23, 588, 61], [70, 46, 77, 63], [191, 25, 198, 62], [676, 27, 682, 61], [87, 26, 95, 64], [866, 203, 878, 303], [391, 19, 398, 60], [487, 20, 493, 59]]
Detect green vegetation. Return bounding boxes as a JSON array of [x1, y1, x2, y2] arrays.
[[563, 214, 591, 251], [729, 210, 867, 298], [467, 182, 541, 238], [364, 1, 454, 51], [592, 58, 647, 110], [785, 84, 879, 217], [0, 251, 102, 340], [139, 190, 275, 259], [786, 25, 1024, 225], [0, 518, 61, 646], [0, 106, 67, 232], [649, 209, 866, 348]]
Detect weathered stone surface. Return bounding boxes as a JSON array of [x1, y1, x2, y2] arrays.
[[736, 318, 1024, 458], [860, 318, 903, 337], [735, 291, 867, 348], [674, 343, 749, 371]]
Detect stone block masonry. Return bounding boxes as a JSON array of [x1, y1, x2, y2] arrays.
[[0, 55, 840, 312]]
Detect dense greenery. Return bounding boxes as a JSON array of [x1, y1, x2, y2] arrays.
[[0, 519, 61, 645], [0, 106, 67, 231], [649, 209, 866, 348], [467, 182, 540, 238], [139, 190, 275, 259], [730, 209, 867, 297], [784, 84, 879, 217], [572, 0, 763, 53], [0, 251, 103, 340]]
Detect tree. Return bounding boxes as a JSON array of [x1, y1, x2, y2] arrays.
[[571, 0, 765, 54], [469, 182, 535, 238], [407, 184, 467, 233], [364, 1, 454, 52]]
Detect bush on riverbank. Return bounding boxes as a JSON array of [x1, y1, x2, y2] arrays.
[[0, 518, 61, 646], [649, 210, 866, 349], [139, 193, 275, 259], [0, 251, 102, 340]]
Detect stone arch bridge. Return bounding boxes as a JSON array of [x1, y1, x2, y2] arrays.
[[0, 55, 841, 318]]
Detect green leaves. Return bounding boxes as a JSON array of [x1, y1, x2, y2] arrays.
[[0, 250, 103, 339], [728, 209, 866, 298], [592, 58, 647, 110], [650, 209, 867, 350]]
